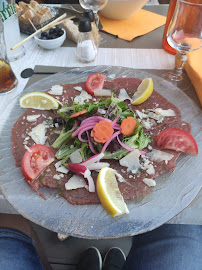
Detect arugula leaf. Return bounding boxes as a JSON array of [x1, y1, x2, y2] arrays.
[[98, 97, 112, 108], [123, 122, 152, 150], [56, 145, 79, 160], [103, 148, 129, 160], [106, 95, 135, 121], [80, 142, 92, 161], [52, 129, 73, 149], [137, 129, 152, 150]]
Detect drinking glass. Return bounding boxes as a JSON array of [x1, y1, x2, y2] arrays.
[[165, 0, 202, 82], [79, 0, 109, 26], [0, 0, 25, 61], [0, 17, 18, 94]]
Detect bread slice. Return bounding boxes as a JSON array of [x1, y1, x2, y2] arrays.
[[16, 4, 23, 17], [24, 9, 35, 20], [30, 0, 41, 12], [39, 7, 53, 22], [32, 11, 43, 25], [19, 14, 29, 25], [32, 10, 53, 25], [62, 20, 79, 43]]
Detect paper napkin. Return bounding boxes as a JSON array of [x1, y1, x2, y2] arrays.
[[185, 48, 202, 106], [99, 9, 166, 41]]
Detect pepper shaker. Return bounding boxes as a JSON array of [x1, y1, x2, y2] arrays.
[[83, 10, 100, 48], [76, 17, 97, 63]]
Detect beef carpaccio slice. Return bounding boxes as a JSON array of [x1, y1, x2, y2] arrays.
[[12, 78, 191, 205]]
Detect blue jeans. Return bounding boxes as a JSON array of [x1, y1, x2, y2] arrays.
[[0, 225, 201, 270], [123, 224, 202, 270], [0, 227, 44, 270]]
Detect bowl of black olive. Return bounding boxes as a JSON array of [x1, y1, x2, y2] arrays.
[[34, 26, 66, 50]]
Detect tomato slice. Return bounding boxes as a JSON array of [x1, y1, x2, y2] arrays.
[[155, 128, 198, 155], [21, 144, 55, 181], [85, 72, 106, 95]]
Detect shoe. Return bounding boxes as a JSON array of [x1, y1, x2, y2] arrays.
[[76, 247, 102, 270], [103, 247, 126, 270]]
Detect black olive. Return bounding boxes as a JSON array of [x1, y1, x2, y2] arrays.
[[54, 26, 61, 33], [49, 28, 55, 34], [41, 32, 48, 38], [53, 117, 63, 127], [57, 30, 64, 37], [48, 33, 57, 39]]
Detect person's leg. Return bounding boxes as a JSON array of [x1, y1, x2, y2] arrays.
[[0, 214, 52, 270], [123, 224, 202, 270]]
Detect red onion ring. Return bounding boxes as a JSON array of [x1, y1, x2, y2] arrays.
[[117, 136, 147, 155], [82, 116, 111, 124], [117, 135, 135, 152], [70, 120, 78, 132], [78, 132, 88, 143], [72, 124, 95, 137], [81, 153, 104, 166], [101, 131, 121, 153], [112, 114, 119, 127], [87, 131, 98, 154]]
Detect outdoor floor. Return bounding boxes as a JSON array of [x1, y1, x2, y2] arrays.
[[31, 222, 132, 270]]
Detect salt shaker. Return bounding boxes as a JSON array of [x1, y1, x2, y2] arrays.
[[76, 17, 97, 63], [83, 10, 100, 48]]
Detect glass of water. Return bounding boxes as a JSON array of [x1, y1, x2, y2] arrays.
[[0, 0, 25, 61], [79, 0, 109, 26]]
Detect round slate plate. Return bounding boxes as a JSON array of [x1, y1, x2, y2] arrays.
[[0, 66, 201, 239]]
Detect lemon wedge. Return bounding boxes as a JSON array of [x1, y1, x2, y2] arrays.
[[20, 92, 59, 110], [97, 167, 129, 217], [131, 78, 153, 105]]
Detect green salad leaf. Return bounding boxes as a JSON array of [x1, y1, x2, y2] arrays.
[[52, 129, 73, 149]]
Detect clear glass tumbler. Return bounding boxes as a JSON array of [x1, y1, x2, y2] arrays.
[[0, 17, 18, 94], [0, 0, 25, 61]]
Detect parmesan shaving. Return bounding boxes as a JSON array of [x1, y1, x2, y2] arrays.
[[27, 114, 41, 122], [74, 90, 92, 105], [28, 124, 49, 145], [143, 178, 156, 187], [55, 161, 69, 174], [118, 88, 132, 101], [74, 86, 83, 91], [24, 145, 32, 152], [65, 175, 86, 190], [69, 149, 82, 164], [119, 150, 141, 173], [148, 149, 174, 162], [48, 85, 63, 95]]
